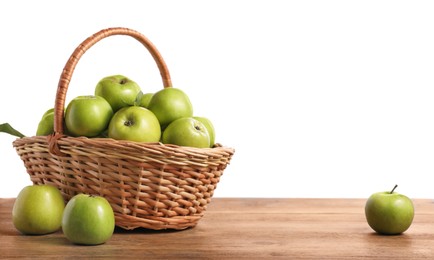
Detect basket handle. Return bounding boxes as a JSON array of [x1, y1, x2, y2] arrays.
[[53, 27, 172, 136]]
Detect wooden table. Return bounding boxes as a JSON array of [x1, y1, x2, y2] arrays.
[[1, 198, 434, 259]]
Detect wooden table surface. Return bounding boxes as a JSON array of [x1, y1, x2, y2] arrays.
[[1, 197, 434, 259]]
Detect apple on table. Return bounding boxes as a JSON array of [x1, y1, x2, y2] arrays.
[[62, 194, 115, 245], [365, 185, 414, 235], [12, 185, 65, 235]]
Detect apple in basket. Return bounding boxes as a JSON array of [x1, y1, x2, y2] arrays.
[[148, 87, 193, 129], [95, 74, 142, 112], [137, 92, 154, 108], [36, 108, 55, 136], [12, 185, 65, 235], [108, 106, 161, 142], [65, 95, 114, 137], [62, 194, 115, 245], [193, 116, 215, 147], [162, 117, 210, 148]]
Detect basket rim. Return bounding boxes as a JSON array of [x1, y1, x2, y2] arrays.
[[13, 135, 235, 159]]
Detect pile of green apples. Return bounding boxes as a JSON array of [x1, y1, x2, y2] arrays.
[[37, 75, 216, 148], [17, 75, 218, 245]]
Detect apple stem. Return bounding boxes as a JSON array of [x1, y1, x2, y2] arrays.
[[390, 184, 398, 194]]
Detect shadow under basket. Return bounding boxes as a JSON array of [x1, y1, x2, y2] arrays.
[[12, 27, 235, 230]]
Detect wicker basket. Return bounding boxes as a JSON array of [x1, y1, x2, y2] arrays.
[[12, 27, 235, 230]]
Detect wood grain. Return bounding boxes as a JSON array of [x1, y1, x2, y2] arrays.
[[1, 198, 434, 259]]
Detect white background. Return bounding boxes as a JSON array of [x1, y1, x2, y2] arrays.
[[1, 0, 434, 199]]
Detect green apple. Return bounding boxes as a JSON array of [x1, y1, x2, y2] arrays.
[[36, 108, 54, 136], [12, 185, 65, 235], [62, 194, 115, 245], [36, 108, 71, 136], [193, 116, 215, 147], [138, 92, 154, 108], [108, 106, 161, 142], [365, 185, 414, 235], [42, 108, 55, 117], [95, 75, 142, 112], [162, 117, 210, 148], [65, 95, 113, 137], [148, 88, 193, 128]]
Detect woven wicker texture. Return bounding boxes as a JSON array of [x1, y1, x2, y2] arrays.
[[12, 27, 234, 230]]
